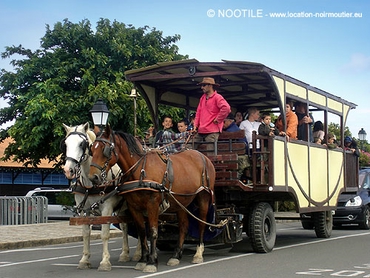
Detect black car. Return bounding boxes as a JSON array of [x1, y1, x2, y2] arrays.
[[333, 168, 370, 229]]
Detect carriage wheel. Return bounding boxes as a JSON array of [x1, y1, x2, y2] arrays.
[[248, 202, 276, 253], [313, 211, 332, 238]]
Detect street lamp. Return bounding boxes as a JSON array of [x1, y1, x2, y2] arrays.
[[129, 88, 138, 137], [358, 128, 367, 151], [90, 99, 109, 129]]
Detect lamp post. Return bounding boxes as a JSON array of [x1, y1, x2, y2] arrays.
[[90, 99, 109, 130], [358, 128, 367, 151], [129, 88, 138, 137]]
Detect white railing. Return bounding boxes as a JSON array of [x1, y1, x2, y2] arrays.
[[0, 196, 48, 225]]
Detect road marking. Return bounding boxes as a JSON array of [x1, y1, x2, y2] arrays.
[[0, 243, 96, 254], [0, 254, 80, 268], [274, 231, 370, 251], [135, 231, 370, 278], [0, 240, 120, 254], [1, 231, 370, 271]]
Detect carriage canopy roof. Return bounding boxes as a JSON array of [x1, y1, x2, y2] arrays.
[[125, 59, 356, 125]]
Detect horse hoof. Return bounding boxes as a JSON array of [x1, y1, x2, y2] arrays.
[[118, 254, 131, 262], [143, 265, 157, 273], [134, 262, 146, 271], [77, 262, 91, 269], [192, 256, 204, 264], [167, 258, 180, 266], [132, 254, 141, 262], [98, 263, 112, 271]]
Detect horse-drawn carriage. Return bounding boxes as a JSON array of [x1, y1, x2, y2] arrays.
[[65, 59, 358, 273]]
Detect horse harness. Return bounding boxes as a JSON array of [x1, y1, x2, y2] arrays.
[[70, 171, 121, 216], [90, 137, 118, 181], [76, 132, 223, 228], [91, 134, 212, 194], [62, 129, 122, 215]]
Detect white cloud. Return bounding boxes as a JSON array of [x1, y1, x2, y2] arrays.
[[341, 53, 370, 73]]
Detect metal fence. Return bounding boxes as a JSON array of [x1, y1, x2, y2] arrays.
[[0, 196, 48, 225]]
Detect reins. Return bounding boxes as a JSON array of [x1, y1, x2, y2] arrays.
[[166, 190, 227, 228]]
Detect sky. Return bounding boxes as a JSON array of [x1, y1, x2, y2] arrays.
[[0, 0, 369, 138]]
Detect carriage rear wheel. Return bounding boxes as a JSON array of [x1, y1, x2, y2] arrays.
[[248, 202, 276, 253], [313, 211, 332, 238]]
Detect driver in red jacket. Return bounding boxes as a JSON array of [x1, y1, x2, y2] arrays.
[[193, 77, 231, 146]]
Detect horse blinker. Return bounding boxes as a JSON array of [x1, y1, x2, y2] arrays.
[[103, 144, 113, 158]]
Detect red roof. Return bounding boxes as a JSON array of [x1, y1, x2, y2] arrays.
[[0, 138, 54, 168]]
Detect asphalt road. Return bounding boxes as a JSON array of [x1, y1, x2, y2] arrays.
[[1, 222, 370, 278]]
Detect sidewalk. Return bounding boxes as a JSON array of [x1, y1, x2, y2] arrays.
[[0, 221, 122, 250]]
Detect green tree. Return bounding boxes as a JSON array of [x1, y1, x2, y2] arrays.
[[327, 122, 351, 142], [0, 18, 187, 167]]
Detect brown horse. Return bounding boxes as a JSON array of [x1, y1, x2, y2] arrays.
[[88, 125, 216, 273]]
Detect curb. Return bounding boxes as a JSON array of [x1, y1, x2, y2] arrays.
[[0, 227, 122, 250]]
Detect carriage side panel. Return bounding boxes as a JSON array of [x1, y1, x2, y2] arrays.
[[309, 147, 329, 204], [286, 143, 310, 208], [273, 140, 285, 186]]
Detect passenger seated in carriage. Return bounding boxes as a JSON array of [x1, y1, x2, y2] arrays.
[[325, 133, 339, 149], [258, 112, 285, 138], [239, 107, 261, 152], [223, 113, 248, 148], [159, 130, 190, 153], [145, 125, 155, 145], [275, 100, 298, 141], [258, 113, 285, 183], [153, 116, 174, 147], [223, 113, 250, 179]]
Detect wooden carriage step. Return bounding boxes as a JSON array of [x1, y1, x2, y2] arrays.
[[69, 215, 132, 225]]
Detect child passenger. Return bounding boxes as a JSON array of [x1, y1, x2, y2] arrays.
[[326, 133, 338, 149], [153, 116, 174, 147], [258, 113, 285, 137], [257, 113, 286, 184]]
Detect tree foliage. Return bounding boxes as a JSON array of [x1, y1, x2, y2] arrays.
[[0, 18, 187, 167], [327, 122, 370, 167], [327, 122, 351, 142]]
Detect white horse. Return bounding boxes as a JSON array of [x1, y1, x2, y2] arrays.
[[62, 122, 141, 271]]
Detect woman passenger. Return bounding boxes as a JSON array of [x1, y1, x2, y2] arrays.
[[275, 101, 298, 141], [313, 121, 325, 142]]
